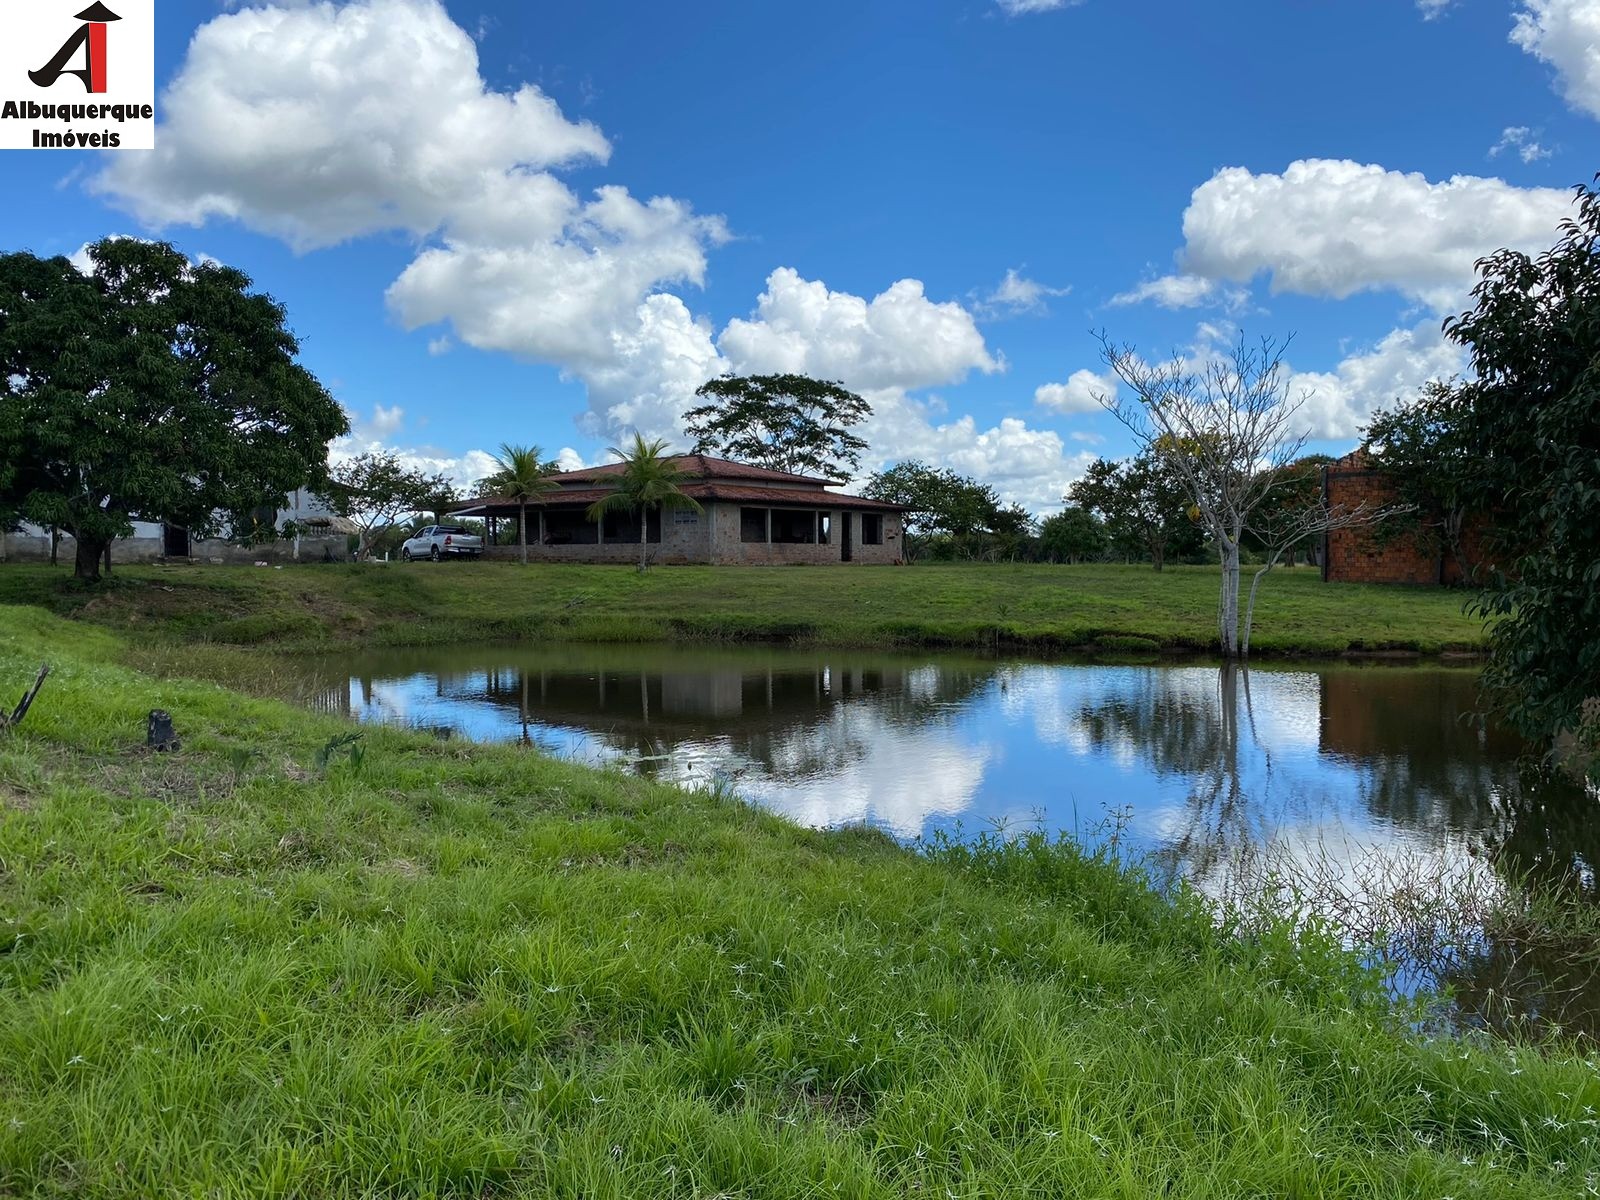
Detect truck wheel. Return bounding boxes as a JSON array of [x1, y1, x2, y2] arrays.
[[430, 546, 440, 562], [401, 548, 412, 562]]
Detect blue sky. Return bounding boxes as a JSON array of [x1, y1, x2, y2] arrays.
[[5, 0, 1596, 511]]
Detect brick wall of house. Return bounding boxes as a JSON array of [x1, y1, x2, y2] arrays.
[[709, 507, 903, 565], [484, 510, 713, 565]]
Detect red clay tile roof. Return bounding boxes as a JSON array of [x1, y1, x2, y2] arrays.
[[448, 481, 907, 516], [552, 454, 841, 487], [687, 484, 906, 511]]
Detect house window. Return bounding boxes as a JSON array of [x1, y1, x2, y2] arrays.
[[771, 509, 817, 544], [817, 513, 831, 545], [862, 513, 884, 545], [741, 507, 768, 543]]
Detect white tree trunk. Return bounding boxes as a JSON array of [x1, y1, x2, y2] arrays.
[[639, 511, 647, 571], [1219, 539, 1241, 658], [1241, 549, 1284, 659], [518, 501, 528, 565]]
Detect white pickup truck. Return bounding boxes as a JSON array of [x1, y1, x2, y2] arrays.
[[399, 524, 484, 562]]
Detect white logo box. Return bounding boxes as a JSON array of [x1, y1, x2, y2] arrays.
[[0, 0, 155, 151]]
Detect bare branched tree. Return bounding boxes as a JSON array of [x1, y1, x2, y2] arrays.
[[1096, 332, 1395, 658], [1243, 491, 1387, 653]]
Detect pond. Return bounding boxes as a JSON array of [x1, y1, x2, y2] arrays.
[[295, 642, 1598, 1039]]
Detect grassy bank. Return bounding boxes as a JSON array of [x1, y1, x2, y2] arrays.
[[0, 606, 1592, 1197], [0, 560, 1485, 656]]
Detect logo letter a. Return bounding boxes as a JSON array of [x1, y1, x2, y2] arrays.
[[30, 4, 121, 94]]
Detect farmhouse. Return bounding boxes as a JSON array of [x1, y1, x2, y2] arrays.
[[448, 455, 906, 565]]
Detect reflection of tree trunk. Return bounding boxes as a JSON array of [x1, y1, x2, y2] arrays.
[[1218, 664, 1240, 769], [520, 673, 530, 744], [1161, 665, 1252, 886]]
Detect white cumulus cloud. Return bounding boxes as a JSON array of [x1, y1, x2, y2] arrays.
[[861, 397, 1097, 514], [1512, 0, 1600, 120], [387, 187, 726, 370], [1179, 159, 1572, 309], [1034, 369, 1116, 414], [96, 0, 609, 250], [720, 268, 1000, 392], [1287, 322, 1466, 439]]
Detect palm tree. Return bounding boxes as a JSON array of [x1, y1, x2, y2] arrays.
[[477, 444, 556, 565], [585, 434, 702, 571]]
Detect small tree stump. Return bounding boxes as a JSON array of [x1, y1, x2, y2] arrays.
[[146, 710, 181, 752]]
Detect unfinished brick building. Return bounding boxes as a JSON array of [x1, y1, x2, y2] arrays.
[[1320, 450, 1492, 586]]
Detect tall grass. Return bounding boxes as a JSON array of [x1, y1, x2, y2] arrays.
[[0, 604, 1591, 1197]]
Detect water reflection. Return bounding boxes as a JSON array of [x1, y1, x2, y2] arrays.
[[297, 643, 1597, 1035]]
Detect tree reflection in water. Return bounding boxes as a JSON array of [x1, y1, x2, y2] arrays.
[[1069, 662, 1599, 1040]]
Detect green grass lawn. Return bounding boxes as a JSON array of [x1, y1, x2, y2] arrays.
[[0, 605, 1590, 1198], [0, 560, 1486, 656]]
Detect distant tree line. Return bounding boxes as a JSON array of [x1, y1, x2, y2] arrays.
[[859, 451, 1333, 569]]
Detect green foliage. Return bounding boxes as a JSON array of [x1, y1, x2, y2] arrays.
[[1241, 454, 1335, 566], [476, 443, 558, 504], [686, 373, 870, 479], [1037, 506, 1107, 563], [584, 435, 703, 570], [1437, 178, 1600, 744], [1068, 453, 1204, 569], [326, 451, 456, 561], [0, 238, 348, 581], [862, 461, 1015, 560], [0, 608, 1591, 1197], [1363, 387, 1475, 572], [313, 730, 365, 774]]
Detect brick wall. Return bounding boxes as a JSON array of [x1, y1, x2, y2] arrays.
[[1322, 456, 1493, 586], [1323, 465, 1442, 585], [709, 507, 903, 565], [484, 510, 713, 565]]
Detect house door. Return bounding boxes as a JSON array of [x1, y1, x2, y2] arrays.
[[162, 524, 190, 557], [841, 512, 853, 562]]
